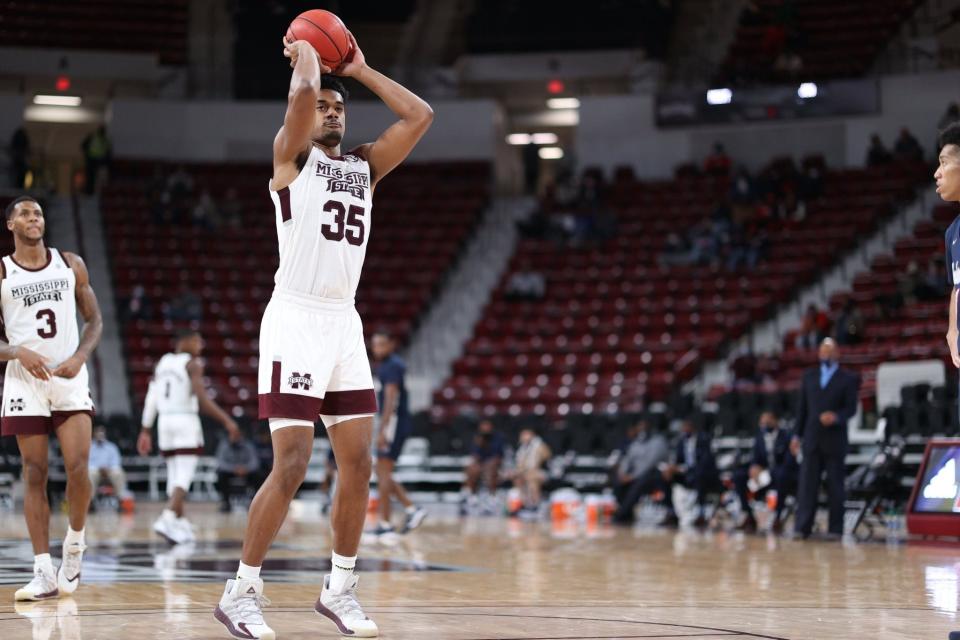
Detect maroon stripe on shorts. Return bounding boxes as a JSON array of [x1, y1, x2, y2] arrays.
[[1, 416, 53, 436], [319, 389, 377, 416], [271, 360, 281, 393], [160, 447, 206, 458], [278, 187, 292, 222], [259, 392, 323, 421], [52, 410, 95, 429]]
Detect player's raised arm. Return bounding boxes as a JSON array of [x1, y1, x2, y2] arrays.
[[274, 37, 331, 172], [53, 252, 103, 378], [336, 32, 433, 186], [187, 358, 240, 439]]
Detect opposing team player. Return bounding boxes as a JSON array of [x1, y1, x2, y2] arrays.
[[214, 31, 432, 639], [368, 330, 427, 537], [0, 196, 103, 601], [138, 329, 240, 544]]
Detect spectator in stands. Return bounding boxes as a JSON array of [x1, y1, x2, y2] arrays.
[[894, 127, 924, 163], [939, 102, 959, 133], [611, 419, 669, 524], [215, 430, 260, 512], [192, 189, 221, 230], [121, 284, 152, 323], [523, 141, 540, 195], [461, 420, 505, 512], [505, 261, 546, 301], [704, 143, 732, 177], [730, 349, 759, 387], [658, 419, 720, 528], [834, 298, 864, 345], [166, 165, 195, 222], [796, 303, 830, 349], [9, 126, 29, 189], [221, 187, 244, 227], [919, 258, 946, 302], [88, 425, 129, 501], [866, 134, 893, 167], [659, 231, 694, 267], [81, 125, 112, 195], [506, 428, 551, 517], [792, 338, 860, 539], [799, 163, 823, 202], [733, 411, 799, 533], [164, 285, 203, 323]]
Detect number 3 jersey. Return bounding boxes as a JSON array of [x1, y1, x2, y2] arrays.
[[0, 248, 80, 367], [268, 145, 372, 302]]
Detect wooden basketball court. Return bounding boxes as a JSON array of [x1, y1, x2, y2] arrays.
[[0, 504, 956, 639]]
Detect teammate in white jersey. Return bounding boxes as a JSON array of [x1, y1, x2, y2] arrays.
[[0, 196, 103, 602], [215, 32, 432, 640], [137, 329, 239, 544]]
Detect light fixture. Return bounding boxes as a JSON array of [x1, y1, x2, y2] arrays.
[[797, 82, 818, 99], [33, 94, 82, 107], [538, 147, 564, 160], [706, 88, 732, 105], [506, 133, 559, 146], [547, 97, 580, 110]]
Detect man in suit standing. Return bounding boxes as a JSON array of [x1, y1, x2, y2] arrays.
[[792, 338, 860, 539], [734, 411, 799, 533]]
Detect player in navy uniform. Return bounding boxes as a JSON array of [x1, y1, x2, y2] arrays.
[[368, 330, 426, 536]]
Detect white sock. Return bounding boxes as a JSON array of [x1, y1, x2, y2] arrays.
[[329, 552, 356, 594], [236, 561, 260, 581], [405, 505, 417, 515], [64, 527, 85, 548], [34, 553, 54, 573], [162, 509, 177, 520]]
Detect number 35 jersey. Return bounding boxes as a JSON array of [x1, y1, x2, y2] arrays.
[[0, 248, 80, 367], [269, 145, 373, 302]]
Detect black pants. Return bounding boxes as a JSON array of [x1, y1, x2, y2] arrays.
[[661, 471, 721, 516], [733, 466, 797, 520], [613, 468, 661, 522], [794, 447, 846, 535], [216, 471, 252, 505]]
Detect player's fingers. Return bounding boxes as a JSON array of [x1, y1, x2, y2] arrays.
[[321, 64, 333, 74]]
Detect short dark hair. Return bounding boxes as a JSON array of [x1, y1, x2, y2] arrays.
[[175, 328, 200, 341], [5, 195, 39, 220], [372, 328, 393, 340], [939, 122, 960, 153], [321, 76, 349, 102]]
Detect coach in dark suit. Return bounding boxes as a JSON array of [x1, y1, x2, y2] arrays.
[[792, 338, 860, 538]]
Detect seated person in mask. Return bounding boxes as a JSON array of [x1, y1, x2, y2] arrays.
[[733, 411, 799, 533], [612, 419, 670, 524]]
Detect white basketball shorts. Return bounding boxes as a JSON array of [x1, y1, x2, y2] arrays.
[[258, 290, 376, 428], [0, 360, 94, 436]]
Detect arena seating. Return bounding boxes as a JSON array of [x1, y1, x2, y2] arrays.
[[0, 1, 189, 65], [757, 203, 955, 410], [104, 160, 489, 417], [721, 0, 921, 84], [432, 158, 929, 423]]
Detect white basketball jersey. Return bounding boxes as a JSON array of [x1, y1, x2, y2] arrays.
[[0, 249, 79, 366], [268, 145, 373, 301], [151, 352, 198, 415]]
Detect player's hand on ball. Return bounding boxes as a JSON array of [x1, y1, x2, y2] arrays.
[[333, 31, 366, 77], [283, 36, 331, 73], [52, 355, 84, 379], [16, 346, 52, 380], [137, 429, 153, 456]]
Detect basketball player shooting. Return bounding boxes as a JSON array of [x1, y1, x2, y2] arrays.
[[214, 30, 433, 640], [0, 196, 103, 602]]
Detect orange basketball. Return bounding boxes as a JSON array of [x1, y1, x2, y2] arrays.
[[286, 9, 351, 69]]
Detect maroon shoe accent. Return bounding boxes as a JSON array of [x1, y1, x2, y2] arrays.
[[59, 565, 81, 584], [29, 587, 59, 600], [214, 605, 256, 639], [315, 599, 355, 636]]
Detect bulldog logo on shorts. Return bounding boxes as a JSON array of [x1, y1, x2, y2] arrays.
[[9, 398, 24, 412], [288, 372, 313, 391]]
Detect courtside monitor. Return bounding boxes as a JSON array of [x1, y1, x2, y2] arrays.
[[906, 439, 960, 538]]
